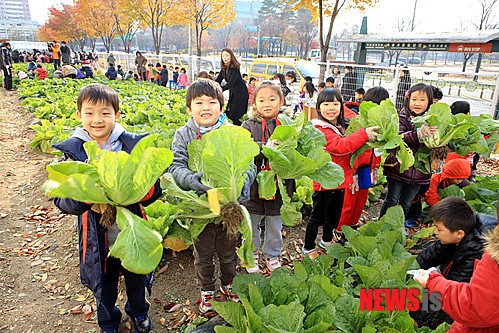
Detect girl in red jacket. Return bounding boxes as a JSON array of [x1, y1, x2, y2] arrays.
[[302, 88, 379, 259], [415, 218, 499, 333], [338, 87, 388, 232]]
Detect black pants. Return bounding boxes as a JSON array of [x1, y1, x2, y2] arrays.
[[304, 189, 345, 250], [53, 59, 60, 70], [2, 68, 12, 90], [97, 257, 149, 330]]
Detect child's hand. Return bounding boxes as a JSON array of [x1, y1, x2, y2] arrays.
[[413, 269, 432, 288], [350, 175, 359, 194], [417, 123, 438, 139], [365, 126, 379, 141], [187, 172, 211, 195], [266, 139, 281, 148]]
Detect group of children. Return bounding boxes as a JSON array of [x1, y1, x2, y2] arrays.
[[52, 75, 498, 332], [104, 60, 193, 90]]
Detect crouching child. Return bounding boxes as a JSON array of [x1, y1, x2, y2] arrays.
[[411, 196, 497, 328]]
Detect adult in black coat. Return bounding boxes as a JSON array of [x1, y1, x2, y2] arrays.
[[0, 42, 13, 90], [215, 48, 248, 125], [60, 41, 71, 65]]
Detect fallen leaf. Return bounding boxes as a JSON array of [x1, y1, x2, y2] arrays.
[[160, 317, 166, 326], [31, 259, 43, 267], [178, 263, 185, 270], [69, 305, 83, 314], [157, 264, 169, 275], [168, 303, 183, 313]]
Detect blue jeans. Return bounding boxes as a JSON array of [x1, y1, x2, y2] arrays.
[[250, 214, 282, 259], [379, 177, 421, 218]]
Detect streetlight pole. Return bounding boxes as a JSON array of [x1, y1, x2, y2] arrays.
[[411, 0, 417, 32], [257, 26, 260, 56]]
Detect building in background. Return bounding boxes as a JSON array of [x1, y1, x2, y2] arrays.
[[0, 0, 38, 41], [235, 0, 262, 24]]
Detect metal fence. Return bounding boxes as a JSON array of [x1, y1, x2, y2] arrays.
[[319, 62, 499, 118], [95, 52, 498, 118]]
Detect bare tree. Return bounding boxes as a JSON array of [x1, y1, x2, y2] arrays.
[[472, 0, 498, 74], [292, 8, 317, 58]]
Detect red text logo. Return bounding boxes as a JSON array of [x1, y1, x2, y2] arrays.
[[359, 288, 441, 312]]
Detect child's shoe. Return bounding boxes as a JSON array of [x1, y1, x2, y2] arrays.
[[319, 239, 333, 250], [301, 245, 319, 260], [199, 290, 215, 313], [220, 282, 240, 303], [246, 254, 260, 274], [265, 257, 281, 271], [130, 315, 152, 333]]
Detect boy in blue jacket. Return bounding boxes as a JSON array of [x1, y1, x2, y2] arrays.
[[53, 83, 162, 333]]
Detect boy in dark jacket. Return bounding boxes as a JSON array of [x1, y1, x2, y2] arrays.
[[53, 84, 161, 333], [412, 196, 497, 328], [159, 64, 168, 87], [105, 63, 117, 80]]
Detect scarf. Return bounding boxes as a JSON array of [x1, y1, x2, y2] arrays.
[[195, 113, 227, 137], [73, 122, 125, 152]]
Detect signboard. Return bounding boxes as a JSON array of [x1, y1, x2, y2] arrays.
[[365, 42, 449, 51], [448, 43, 493, 53], [246, 25, 258, 33]]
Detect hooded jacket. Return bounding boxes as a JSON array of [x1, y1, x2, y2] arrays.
[[425, 158, 471, 206], [417, 213, 498, 283], [241, 112, 295, 216], [311, 118, 368, 190], [52, 130, 162, 303], [426, 223, 499, 333]]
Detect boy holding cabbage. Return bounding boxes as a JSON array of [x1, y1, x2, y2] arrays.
[[52, 83, 162, 333], [168, 79, 256, 314]]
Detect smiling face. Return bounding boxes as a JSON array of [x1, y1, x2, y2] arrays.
[[409, 90, 429, 115], [254, 87, 282, 119], [221, 51, 232, 65], [187, 94, 222, 126], [77, 101, 120, 145], [319, 98, 342, 124]]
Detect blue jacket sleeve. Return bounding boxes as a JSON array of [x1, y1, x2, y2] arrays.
[[54, 198, 91, 215]]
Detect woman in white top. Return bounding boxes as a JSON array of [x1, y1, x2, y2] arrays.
[[332, 66, 342, 92], [301, 81, 318, 119]]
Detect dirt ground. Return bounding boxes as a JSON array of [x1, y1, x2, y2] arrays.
[[0, 88, 497, 333], [0, 90, 329, 333]]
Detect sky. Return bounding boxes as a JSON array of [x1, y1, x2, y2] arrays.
[[28, 0, 483, 33]]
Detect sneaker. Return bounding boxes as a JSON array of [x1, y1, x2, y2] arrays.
[[246, 254, 260, 274], [404, 218, 418, 228], [220, 282, 240, 303], [130, 315, 152, 333], [301, 245, 319, 260], [265, 257, 281, 271], [319, 239, 333, 250], [199, 290, 215, 313]]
